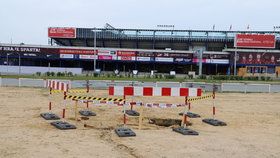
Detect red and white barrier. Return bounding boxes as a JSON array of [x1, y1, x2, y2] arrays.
[[114, 102, 184, 108], [109, 86, 202, 97], [46, 79, 70, 92], [109, 86, 203, 129], [45, 79, 71, 118], [145, 103, 184, 108], [81, 100, 123, 105]]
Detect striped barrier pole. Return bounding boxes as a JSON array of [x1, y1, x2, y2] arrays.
[[62, 91, 67, 119], [212, 85, 216, 119], [182, 96, 188, 128], [87, 83, 89, 109], [123, 95, 127, 126], [49, 87, 52, 111]]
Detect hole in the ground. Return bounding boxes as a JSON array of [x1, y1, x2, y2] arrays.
[[148, 118, 191, 127]]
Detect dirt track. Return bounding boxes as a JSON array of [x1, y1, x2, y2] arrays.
[[0, 87, 280, 158]]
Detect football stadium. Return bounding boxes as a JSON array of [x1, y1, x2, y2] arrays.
[[1, 26, 280, 76], [1, 26, 280, 158], [2, 0, 280, 157]]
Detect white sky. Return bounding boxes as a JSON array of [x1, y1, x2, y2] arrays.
[[0, 0, 279, 45]]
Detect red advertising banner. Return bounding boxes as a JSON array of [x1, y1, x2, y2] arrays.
[[48, 27, 77, 38], [59, 49, 95, 55], [117, 51, 136, 56], [237, 53, 280, 65], [98, 55, 113, 60], [235, 34, 275, 48]]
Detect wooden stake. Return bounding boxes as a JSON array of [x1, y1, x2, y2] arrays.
[[183, 114, 187, 128], [75, 100, 78, 121], [49, 102, 52, 111], [62, 108, 65, 118], [181, 97, 188, 127]]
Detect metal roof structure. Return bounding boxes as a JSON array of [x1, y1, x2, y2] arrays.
[[50, 27, 280, 50]]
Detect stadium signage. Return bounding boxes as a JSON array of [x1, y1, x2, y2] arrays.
[[23, 53, 37, 57], [118, 56, 136, 61], [168, 53, 192, 58], [98, 55, 113, 60], [117, 51, 136, 56], [234, 34, 275, 48], [0, 46, 40, 53], [209, 59, 229, 64], [192, 58, 229, 64], [79, 55, 97, 59], [136, 57, 151, 61], [155, 57, 173, 62], [192, 53, 230, 64], [117, 51, 136, 61], [155, 52, 170, 57], [59, 49, 95, 54], [137, 52, 154, 57], [237, 53, 280, 65], [174, 58, 192, 63], [48, 27, 76, 38], [60, 54, 74, 59]]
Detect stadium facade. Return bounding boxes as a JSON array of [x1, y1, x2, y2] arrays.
[[1, 26, 280, 75]]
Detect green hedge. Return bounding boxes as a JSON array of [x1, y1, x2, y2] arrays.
[[208, 75, 271, 81]]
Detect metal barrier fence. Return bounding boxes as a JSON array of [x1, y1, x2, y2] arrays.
[[0, 77, 279, 93], [220, 83, 277, 93]]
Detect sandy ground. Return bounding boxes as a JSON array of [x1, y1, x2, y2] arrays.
[[0, 87, 280, 158]]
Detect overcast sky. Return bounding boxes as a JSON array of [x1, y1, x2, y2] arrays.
[[0, 0, 279, 45]]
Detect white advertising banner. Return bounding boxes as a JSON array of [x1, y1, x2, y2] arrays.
[[79, 55, 97, 59], [155, 57, 173, 62], [60, 54, 74, 59], [136, 57, 151, 61]]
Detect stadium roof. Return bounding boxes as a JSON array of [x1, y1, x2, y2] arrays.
[[53, 27, 280, 40], [49, 27, 280, 50]]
